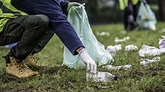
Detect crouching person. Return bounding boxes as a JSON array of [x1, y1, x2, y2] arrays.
[[0, 0, 97, 79], [0, 1, 54, 78]]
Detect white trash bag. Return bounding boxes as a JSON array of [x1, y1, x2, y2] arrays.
[[136, 2, 157, 31], [62, 5, 113, 69]]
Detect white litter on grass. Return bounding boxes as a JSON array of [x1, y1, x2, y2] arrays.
[[125, 45, 138, 51], [115, 36, 130, 43], [86, 72, 117, 82], [140, 56, 161, 66], [102, 64, 132, 70], [106, 44, 122, 56], [96, 32, 110, 36], [159, 38, 165, 49], [138, 44, 165, 57]]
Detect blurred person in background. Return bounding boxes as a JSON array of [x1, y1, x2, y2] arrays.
[[119, 0, 140, 31]]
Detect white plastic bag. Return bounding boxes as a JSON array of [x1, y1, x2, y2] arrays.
[[62, 6, 113, 69], [136, 2, 157, 31]]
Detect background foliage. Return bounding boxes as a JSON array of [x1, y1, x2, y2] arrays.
[[69, 0, 160, 24]]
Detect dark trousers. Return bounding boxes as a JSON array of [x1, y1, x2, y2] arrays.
[[133, 1, 140, 22], [124, 1, 140, 30], [0, 15, 54, 61]]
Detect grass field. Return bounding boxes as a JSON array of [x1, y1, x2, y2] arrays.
[[0, 22, 165, 92]]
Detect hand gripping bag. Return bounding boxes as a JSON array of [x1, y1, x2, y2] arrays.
[[62, 6, 113, 69], [136, 2, 157, 31]]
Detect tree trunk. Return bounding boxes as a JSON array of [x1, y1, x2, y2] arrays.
[[158, 0, 165, 21]]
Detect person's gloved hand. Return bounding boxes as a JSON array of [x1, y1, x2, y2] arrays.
[[67, 2, 81, 11], [79, 49, 97, 73]]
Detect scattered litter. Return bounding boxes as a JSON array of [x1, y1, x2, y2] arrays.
[[140, 56, 160, 66], [86, 72, 117, 82], [96, 32, 110, 36], [159, 38, 165, 49], [106, 44, 122, 56], [115, 36, 130, 43], [125, 45, 138, 51], [103, 64, 132, 70], [138, 44, 165, 57]]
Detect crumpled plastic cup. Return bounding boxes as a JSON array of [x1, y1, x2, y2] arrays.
[[159, 39, 165, 49], [114, 36, 130, 43], [140, 56, 160, 66], [106, 44, 122, 56], [125, 45, 138, 51], [138, 44, 165, 57]]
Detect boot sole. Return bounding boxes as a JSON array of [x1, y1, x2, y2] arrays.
[[6, 74, 19, 80], [6, 73, 40, 79]]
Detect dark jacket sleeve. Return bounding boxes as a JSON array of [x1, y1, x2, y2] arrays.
[[60, 1, 68, 15]]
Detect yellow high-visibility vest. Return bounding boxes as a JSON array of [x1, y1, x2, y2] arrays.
[[0, 0, 27, 32], [132, 0, 139, 5], [119, 0, 139, 10]]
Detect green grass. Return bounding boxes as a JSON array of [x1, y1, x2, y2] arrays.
[[0, 22, 165, 92]]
